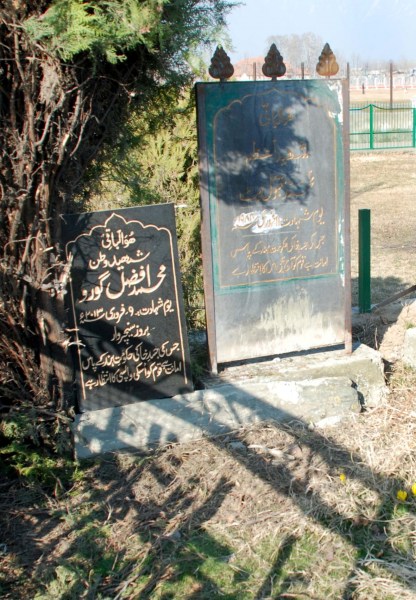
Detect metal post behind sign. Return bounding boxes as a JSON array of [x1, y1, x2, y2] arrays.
[[359, 209, 371, 313]]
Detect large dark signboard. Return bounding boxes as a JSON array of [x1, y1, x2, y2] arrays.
[[196, 80, 351, 370], [62, 204, 193, 412]]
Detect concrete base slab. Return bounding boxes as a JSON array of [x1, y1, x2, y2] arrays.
[[72, 343, 387, 459], [201, 343, 386, 406]]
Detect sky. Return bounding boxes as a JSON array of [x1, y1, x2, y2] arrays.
[[226, 0, 416, 65]]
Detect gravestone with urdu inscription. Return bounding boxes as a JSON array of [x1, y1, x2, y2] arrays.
[[196, 79, 351, 371], [62, 204, 192, 412]]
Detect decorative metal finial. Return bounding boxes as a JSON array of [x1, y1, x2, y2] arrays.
[[316, 43, 339, 78], [208, 46, 234, 82], [262, 44, 286, 80]]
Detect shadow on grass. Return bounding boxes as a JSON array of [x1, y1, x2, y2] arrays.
[[351, 275, 415, 311], [3, 374, 416, 599], [253, 534, 299, 599]]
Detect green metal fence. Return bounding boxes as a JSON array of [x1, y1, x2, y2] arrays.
[[350, 102, 416, 150]]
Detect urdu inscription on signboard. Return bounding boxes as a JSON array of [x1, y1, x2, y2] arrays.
[[196, 79, 351, 371], [62, 204, 192, 412]]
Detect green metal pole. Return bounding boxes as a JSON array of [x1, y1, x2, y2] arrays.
[[359, 209, 371, 313], [369, 104, 374, 150], [413, 108, 416, 148], [390, 60, 393, 108]]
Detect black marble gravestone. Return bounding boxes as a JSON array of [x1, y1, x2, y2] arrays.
[[196, 79, 351, 371], [62, 204, 193, 412]]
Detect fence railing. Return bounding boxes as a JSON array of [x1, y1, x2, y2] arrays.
[[350, 103, 416, 150]]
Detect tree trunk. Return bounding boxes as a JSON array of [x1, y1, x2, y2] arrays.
[[0, 6, 122, 448], [0, 0, 199, 451]]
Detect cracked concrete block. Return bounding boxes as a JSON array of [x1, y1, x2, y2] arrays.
[[73, 376, 360, 459], [72, 344, 387, 459]]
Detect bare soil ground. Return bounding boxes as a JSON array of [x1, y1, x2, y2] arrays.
[[350, 151, 416, 307], [2, 154, 416, 600], [350, 88, 415, 104]]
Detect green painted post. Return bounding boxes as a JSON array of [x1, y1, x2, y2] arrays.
[[359, 209, 371, 313], [413, 108, 416, 148], [369, 104, 374, 149]]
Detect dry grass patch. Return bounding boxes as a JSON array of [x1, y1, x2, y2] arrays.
[[2, 362, 416, 599], [350, 88, 414, 104], [350, 151, 416, 306]]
